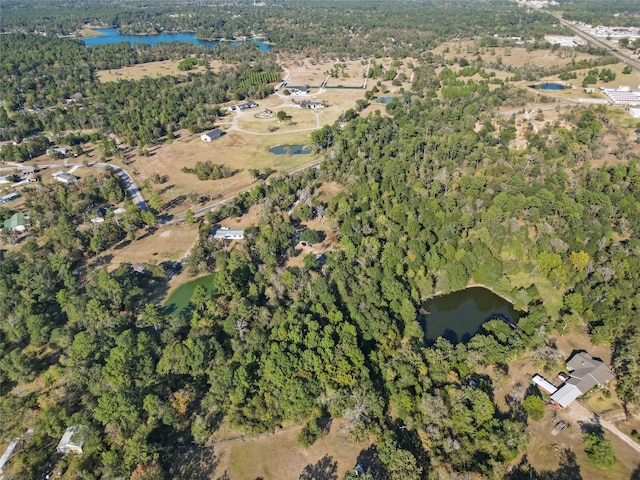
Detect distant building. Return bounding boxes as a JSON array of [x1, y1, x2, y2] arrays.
[[57, 426, 86, 455], [1, 192, 19, 204], [295, 100, 326, 109], [46, 147, 68, 157], [53, 172, 78, 184], [550, 352, 615, 408], [290, 86, 310, 96], [200, 128, 224, 142], [3, 212, 29, 232], [212, 227, 244, 240], [228, 101, 258, 111]]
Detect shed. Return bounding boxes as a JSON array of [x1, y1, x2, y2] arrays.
[[532, 374, 558, 395], [1, 192, 19, 203], [628, 108, 640, 119], [200, 128, 224, 142], [57, 426, 86, 455]]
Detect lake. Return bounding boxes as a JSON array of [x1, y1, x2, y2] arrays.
[[164, 274, 215, 315], [82, 28, 272, 51], [421, 287, 520, 345]]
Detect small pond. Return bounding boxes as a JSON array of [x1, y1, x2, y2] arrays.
[[376, 96, 395, 104], [420, 287, 520, 345], [269, 145, 312, 155], [537, 83, 566, 91], [164, 274, 215, 314]]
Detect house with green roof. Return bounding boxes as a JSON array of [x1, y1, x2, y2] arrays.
[[3, 212, 28, 232]]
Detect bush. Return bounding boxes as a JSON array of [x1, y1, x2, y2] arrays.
[[522, 395, 545, 421], [298, 418, 323, 447]]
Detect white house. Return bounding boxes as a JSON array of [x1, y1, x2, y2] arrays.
[[628, 108, 640, 119], [290, 86, 310, 96], [57, 426, 85, 455], [212, 227, 244, 240], [200, 128, 224, 142], [53, 172, 78, 184]]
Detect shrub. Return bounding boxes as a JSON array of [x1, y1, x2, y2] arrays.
[[522, 395, 545, 421]]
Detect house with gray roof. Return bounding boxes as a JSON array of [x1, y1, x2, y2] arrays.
[[200, 128, 224, 142], [550, 352, 615, 408]]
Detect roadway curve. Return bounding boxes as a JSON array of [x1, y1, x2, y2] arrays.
[[0, 161, 148, 211]]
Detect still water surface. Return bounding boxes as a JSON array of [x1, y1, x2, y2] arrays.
[[421, 287, 520, 345], [164, 274, 215, 314], [82, 28, 272, 51]]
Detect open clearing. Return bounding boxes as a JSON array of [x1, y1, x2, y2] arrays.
[[97, 59, 227, 82], [94, 223, 198, 271], [213, 419, 373, 480]]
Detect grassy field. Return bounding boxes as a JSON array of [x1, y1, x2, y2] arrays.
[[96, 59, 227, 82], [91, 223, 198, 272], [213, 419, 374, 480]]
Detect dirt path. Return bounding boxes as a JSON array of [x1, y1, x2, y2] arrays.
[[566, 402, 640, 456]]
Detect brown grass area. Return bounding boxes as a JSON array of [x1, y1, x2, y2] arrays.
[[95, 223, 198, 272], [213, 419, 373, 480], [97, 59, 227, 82], [126, 129, 320, 217], [524, 408, 639, 480]]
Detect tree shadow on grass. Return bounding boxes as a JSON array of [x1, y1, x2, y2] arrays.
[[506, 449, 582, 480], [167, 445, 218, 480], [298, 454, 338, 480]]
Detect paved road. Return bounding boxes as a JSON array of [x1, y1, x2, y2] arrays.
[[0, 161, 148, 211], [552, 16, 640, 74]]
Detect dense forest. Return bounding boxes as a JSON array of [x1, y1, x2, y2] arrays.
[[1, 1, 640, 479], [1, 0, 569, 56], [553, 0, 640, 28]]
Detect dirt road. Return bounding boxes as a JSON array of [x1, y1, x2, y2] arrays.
[[566, 402, 640, 456]]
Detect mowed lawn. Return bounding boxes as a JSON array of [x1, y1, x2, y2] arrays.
[[213, 419, 374, 480]]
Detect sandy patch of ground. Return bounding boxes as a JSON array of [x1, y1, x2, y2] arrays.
[[213, 418, 374, 480]]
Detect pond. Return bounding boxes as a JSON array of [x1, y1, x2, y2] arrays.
[[269, 145, 312, 155], [82, 28, 272, 51], [376, 96, 395, 104], [420, 287, 520, 345], [164, 274, 215, 315], [537, 83, 566, 91]]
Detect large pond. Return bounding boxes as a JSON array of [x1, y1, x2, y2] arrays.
[[420, 287, 520, 345], [269, 145, 312, 155], [164, 274, 215, 315], [82, 28, 272, 51]]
